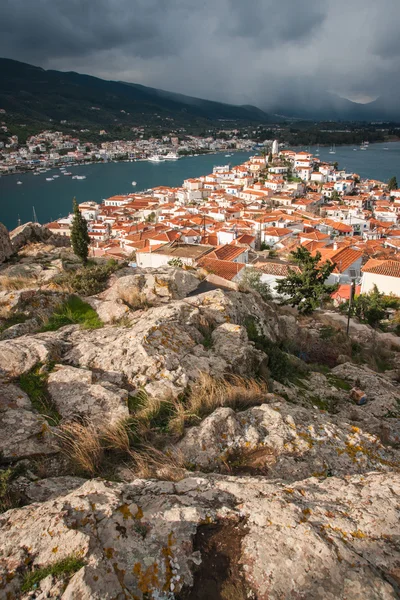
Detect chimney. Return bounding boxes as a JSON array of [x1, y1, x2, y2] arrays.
[[333, 240, 338, 251]]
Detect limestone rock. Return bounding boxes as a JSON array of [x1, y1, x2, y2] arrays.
[[23, 476, 87, 503], [0, 334, 62, 378], [332, 362, 400, 418], [47, 365, 129, 425], [10, 222, 70, 251], [0, 383, 56, 459], [211, 322, 266, 376], [176, 401, 400, 479], [0, 473, 399, 599], [0, 222, 13, 264], [103, 267, 200, 305], [86, 297, 131, 324], [64, 290, 276, 397]]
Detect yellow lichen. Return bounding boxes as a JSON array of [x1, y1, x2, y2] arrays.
[[117, 504, 133, 520]]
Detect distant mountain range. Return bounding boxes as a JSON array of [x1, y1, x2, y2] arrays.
[[0, 58, 274, 128], [0, 58, 398, 128], [265, 90, 400, 123]]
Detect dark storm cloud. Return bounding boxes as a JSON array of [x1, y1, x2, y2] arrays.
[[1, 0, 400, 108], [222, 0, 326, 47], [0, 0, 181, 60]]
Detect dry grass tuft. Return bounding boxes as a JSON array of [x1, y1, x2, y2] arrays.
[[0, 275, 38, 290], [119, 288, 151, 311], [54, 422, 103, 476], [55, 373, 269, 479], [100, 419, 132, 454], [129, 445, 187, 481], [168, 373, 268, 434], [220, 445, 277, 476]]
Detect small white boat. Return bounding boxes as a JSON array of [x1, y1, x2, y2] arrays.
[[148, 155, 165, 162], [72, 175, 86, 180], [17, 181, 22, 185], [353, 148, 357, 151], [132, 181, 137, 186], [384, 147, 389, 150], [164, 152, 179, 160], [63, 172, 72, 176], [46, 177, 54, 181], [329, 145, 336, 154], [53, 175, 60, 178]]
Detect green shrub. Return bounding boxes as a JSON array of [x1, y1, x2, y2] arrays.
[[21, 555, 85, 593], [41, 296, 102, 331], [238, 269, 272, 301], [19, 365, 61, 425], [55, 260, 120, 296], [245, 317, 293, 383]]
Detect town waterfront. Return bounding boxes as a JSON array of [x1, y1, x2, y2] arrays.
[[1, 142, 400, 230], [0, 152, 253, 231]]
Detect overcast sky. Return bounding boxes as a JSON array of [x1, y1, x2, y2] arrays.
[[0, 0, 398, 108]]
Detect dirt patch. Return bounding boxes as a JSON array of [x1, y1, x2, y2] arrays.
[[178, 519, 254, 600]]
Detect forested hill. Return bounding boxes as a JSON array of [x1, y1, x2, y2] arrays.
[[0, 58, 273, 129]]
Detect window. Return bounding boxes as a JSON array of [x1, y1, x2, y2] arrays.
[[349, 269, 357, 278]]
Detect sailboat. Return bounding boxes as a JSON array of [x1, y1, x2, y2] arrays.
[[329, 144, 336, 155], [360, 141, 367, 150], [315, 144, 320, 156]]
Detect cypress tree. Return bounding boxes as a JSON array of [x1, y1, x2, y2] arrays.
[[70, 198, 90, 264], [388, 176, 398, 192]]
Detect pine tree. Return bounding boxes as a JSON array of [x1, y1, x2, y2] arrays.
[[276, 247, 337, 314], [388, 176, 398, 192], [70, 198, 90, 264]]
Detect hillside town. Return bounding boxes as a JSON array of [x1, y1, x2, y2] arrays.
[[43, 143, 400, 299], [0, 127, 254, 174]]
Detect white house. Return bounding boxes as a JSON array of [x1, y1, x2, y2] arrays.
[[251, 261, 301, 296], [318, 247, 363, 285], [361, 259, 400, 296]]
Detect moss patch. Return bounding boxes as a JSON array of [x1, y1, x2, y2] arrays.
[[21, 555, 85, 593], [41, 295, 102, 331], [19, 365, 61, 425]]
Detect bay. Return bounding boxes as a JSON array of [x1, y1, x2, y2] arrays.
[[308, 141, 400, 181], [0, 151, 252, 230]]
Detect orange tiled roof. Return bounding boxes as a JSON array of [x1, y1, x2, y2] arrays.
[[362, 258, 400, 278], [317, 247, 362, 273], [197, 258, 245, 281], [253, 261, 301, 276], [207, 244, 246, 262]]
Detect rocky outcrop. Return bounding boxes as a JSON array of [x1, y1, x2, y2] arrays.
[[0, 222, 13, 264], [10, 222, 71, 251], [47, 365, 129, 425], [0, 382, 56, 459], [0, 333, 63, 378], [176, 400, 400, 479], [0, 472, 399, 599], [102, 267, 200, 305], [0, 289, 68, 340], [64, 290, 276, 397]]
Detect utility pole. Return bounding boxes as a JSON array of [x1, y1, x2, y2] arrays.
[[346, 280, 356, 336]]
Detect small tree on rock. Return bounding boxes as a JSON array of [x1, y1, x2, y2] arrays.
[[276, 247, 337, 314], [70, 198, 90, 265], [238, 268, 271, 301]]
